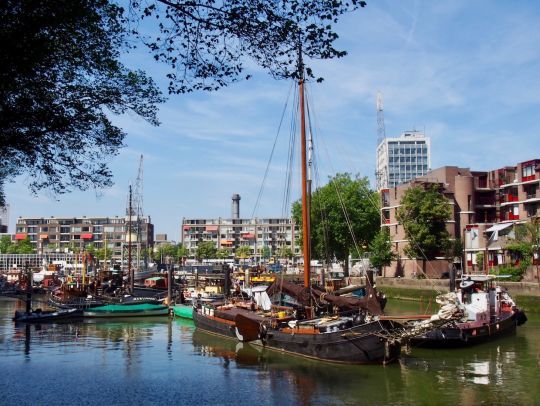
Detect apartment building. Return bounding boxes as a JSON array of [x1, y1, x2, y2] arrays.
[[380, 159, 540, 278], [14, 215, 154, 262], [376, 131, 431, 190], [181, 217, 297, 259]]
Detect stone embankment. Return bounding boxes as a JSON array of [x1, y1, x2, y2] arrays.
[[365, 277, 540, 313]]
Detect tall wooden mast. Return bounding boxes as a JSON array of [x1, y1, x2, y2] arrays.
[[128, 185, 133, 293], [299, 50, 311, 288]]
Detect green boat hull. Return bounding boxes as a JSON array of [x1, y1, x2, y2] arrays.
[[83, 303, 169, 318], [172, 305, 193, 320]]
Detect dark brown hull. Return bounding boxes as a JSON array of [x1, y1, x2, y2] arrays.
[[193, 310, 402, 365], [410, 311, 524, 349]]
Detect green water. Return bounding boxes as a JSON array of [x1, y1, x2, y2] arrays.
[[1, 297, 539, 405]]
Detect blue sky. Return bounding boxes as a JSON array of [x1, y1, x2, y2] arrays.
[[6, 0, 540, 241]]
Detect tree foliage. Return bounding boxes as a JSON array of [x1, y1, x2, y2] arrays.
[[369, 228, 395, 272], [396, 184, 451, 261], [0, 0, 164, 206], [278, 246, 294, 260], [3, 237, 35, 254], [216, 248, 231, 260], [292, 173, 380, 273], [130, 0, 367, 93], [1, 0, 368, 205], [502, 218, 540, 281], [235, 245, 252, 259], [196, 240, 217, 260]]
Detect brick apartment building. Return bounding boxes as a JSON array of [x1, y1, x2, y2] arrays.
[[380, 159, 540, 278]]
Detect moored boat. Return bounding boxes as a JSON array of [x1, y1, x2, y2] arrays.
[[13, 308, 83, 322], [83, 303, 169, 318], [410, 275, 527, 348], [191, 52, 414, 364], [172, 304, 193, 320]]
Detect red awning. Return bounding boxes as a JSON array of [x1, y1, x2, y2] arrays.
[[183, 225, 191, 231], [39, 234, 49, 239], [205, 226, 218, 232], [220, 239, 233, 245], [242, 233, 255, 239], [15, 233, 27, 240], [81, 233, 93, 239]]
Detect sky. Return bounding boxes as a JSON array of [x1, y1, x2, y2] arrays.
[[5, 0, 540, 241]]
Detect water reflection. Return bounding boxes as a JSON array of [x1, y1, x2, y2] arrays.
[[1, 298, 539, 406]]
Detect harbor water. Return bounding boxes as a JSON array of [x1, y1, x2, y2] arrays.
[[0, 297, 539, 405]]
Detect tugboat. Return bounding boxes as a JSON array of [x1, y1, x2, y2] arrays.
[[410, 274, 527, 348]]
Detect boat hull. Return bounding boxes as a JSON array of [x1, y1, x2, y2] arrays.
[[193, 310, 402, 364], [83, 304, 169, 318], [410, 311, 520, 348], [172, 305, 193, 320], [13, 308, 83, 322]]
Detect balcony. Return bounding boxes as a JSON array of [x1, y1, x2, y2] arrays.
[[502, 194, 519, 203]]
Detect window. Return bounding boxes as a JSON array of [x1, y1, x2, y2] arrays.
[[72, 227, 81, 232], [60, 227, 70, 233]]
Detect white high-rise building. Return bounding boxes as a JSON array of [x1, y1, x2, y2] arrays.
[[376, 131, 431, 190]]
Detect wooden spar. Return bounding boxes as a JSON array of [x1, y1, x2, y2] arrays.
[[299, 76, 310, 288], [128, 185, 133, 293]]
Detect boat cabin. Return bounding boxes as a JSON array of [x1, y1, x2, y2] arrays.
[[144, 277, 167, 289]]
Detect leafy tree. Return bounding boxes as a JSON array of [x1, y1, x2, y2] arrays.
[[292, 173, 380, 276], [1, 0, 368, 205], [235, 245, 252, 261], [278, 246, 294, 260], [94, 246, 111, 261], [258, 246, 271, 260], [154, 243, 177, 262], [0, 235, 13, 253], [177, 244, 190, 260], [8, 237, 35, 254], [396, 184, 451, 275], [216, 248, 231, 261], [196, 241, 217, 261], [502, 218, 540, 281], [369, 229, 395, 274], [0, 0, 163, 205], [129, 0, 367, 93]]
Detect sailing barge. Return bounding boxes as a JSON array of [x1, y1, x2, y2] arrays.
[[193, 61, 404, 365]]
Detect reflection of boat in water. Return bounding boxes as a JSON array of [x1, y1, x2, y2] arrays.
[[83, 303, 169, 318], [410, 275, 527, 348]]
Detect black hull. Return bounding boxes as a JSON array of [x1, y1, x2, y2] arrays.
[[13, 308, 84, 323], [193, 310, 402, 365], [410, 312, 520, 349]]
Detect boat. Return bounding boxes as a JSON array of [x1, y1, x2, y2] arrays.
[[192, 55, 406, 365], [83, 303, 169, 318], [13, 308, 83, 322], [172, 304, 193, 319], [409, 274, 527, 348]]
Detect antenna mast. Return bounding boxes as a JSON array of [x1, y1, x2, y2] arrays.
[[376, 91, 386, 145]]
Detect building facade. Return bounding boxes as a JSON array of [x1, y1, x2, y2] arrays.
[[14, 215, 154, 263], [181, 217, 297, 259], [380, 159, 540, 278], [376, 131, 431, 190]]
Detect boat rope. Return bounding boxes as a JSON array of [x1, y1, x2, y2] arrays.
[[250, 82, 294, 220], [396, 292, 467, 342]]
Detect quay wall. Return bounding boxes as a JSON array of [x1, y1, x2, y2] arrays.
[[358, 277, 540, 313]]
